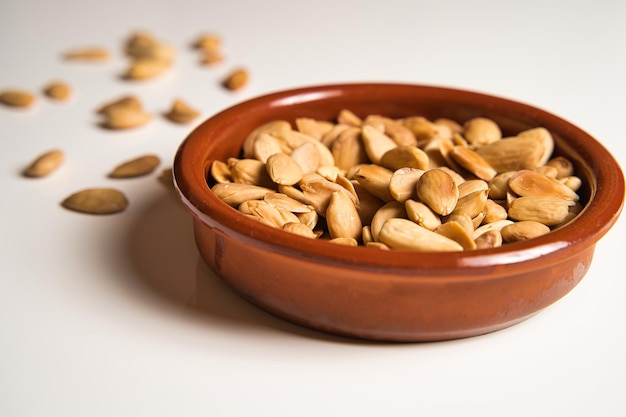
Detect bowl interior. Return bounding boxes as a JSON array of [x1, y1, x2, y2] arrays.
[[174, 83, 624, 272]]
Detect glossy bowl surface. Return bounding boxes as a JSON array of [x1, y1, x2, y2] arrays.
[[173, 83, 624, 342]]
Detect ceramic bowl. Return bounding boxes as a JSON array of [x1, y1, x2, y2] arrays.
[[173, 83, 624, 342]]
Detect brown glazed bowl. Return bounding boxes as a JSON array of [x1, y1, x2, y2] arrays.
[[173, 83, 624, 342]]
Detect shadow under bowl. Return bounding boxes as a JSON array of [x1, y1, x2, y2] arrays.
[[173, 83, 624, 342]]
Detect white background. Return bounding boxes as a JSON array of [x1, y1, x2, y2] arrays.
[[1, 1, 625, 416]]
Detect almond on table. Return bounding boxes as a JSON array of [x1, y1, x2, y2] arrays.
[[43, 81, 71, 101], [63, 47, 110, 61], [96, 95, 151, 130], [109, 154, 161, 178], [0, 89, 36, 108], [164, 99, 200, 124], [222, 68, 249, 91], [61, 188, 129, 215], [23, 149, 64, 178]]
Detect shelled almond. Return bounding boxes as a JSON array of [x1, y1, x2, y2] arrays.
[[23, 149, 64, 177], [0, 89, 36, 108]]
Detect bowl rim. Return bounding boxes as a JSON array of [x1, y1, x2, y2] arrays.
[[173, 82, 625, 274]]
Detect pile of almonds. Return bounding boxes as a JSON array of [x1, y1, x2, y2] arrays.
[[209, 111, 583, 251], [1, 30, 249, 215]]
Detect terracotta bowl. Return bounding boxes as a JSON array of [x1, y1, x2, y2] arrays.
[[173, 83, 624, 342]]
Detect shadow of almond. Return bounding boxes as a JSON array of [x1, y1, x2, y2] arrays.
[[124, 186, 350, 342]]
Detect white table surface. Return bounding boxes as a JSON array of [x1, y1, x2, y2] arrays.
[[2, 1, 625, 416]]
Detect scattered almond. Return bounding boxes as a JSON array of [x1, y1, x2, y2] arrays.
[[23, 149, 64, 178], [43, 81, 71, 101], [61, 188, 128, 214], [109, 154, 161, 178], [97, 95, 142, 114], [222, 68, 249, 91], [63, 47, 109, 61], [123, 58, 171, 80], [97, 95, 151, 129], [122, 32, 174, 80], [164, 99, 200, 124], [192, 33, 221, 51], [0, 89, 36, 108], [101, 106, 152, 130]]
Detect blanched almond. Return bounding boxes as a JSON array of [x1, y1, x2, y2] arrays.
[[124, 58, 171, 80], [546, 156, 575, 178], [377, 218, 463, 252], [210, 160, 233, 184], [473, 219, 514, 240], [253, 133, 285, 163], [501, 221, 551, 242], [230, 159, 275, 188], [242, 120, 292, 159], [458, 179, 489, 198], [266, 153, 303, 185], [474, 230, 503, 249], [249, 200, 299, 229], [451, 189, 488, 218], [361, 124, 397, 165], [191, 33, 221, 51], [109, 154, 161, 178], [509, 170, 579, 201], [331, 127, 368, 172], [450, 146, 497, 181], [402, 116, 440, 144], [416, 168, 459, 216], [508, 196, 573, 226], [559, 176, 582, 192], [475, 133, 551, 172], [463, 117, 501, 146], [516, 127, 554, 167], [264, 192, 314, 213], [283, 222, 317, 239], [326, 191, 363, 240], [61, 188, 128, 214], [380, 146, 429, 171], [364, 115, 417, 147], [300, 177, 356, 216], [483, 199, 508, 223], [352, 164, 394, 202], [273, 129, 335, 167], [212, 183, 273, 206], [23, 149, 64, 178], [0, 89, 35, 108], [337, 109, 363, 126], [295, 118, 335, 140], [297, 210, 319, 230], [370, 201, 406, 241], [329, 237, 359, 246], [488, 171, 516, 200], [101, 106, 152, 129], [164, 99, 200, 124], [63, 47, 109, 61], [97, 95, 142, 114], [43, 81, 71, 101], [435, 220, 477, 250], [290, 142, 321, 174], [223, 68, 249, 91], [405, 199, 441, 231], [389, 167, 425, 203]]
